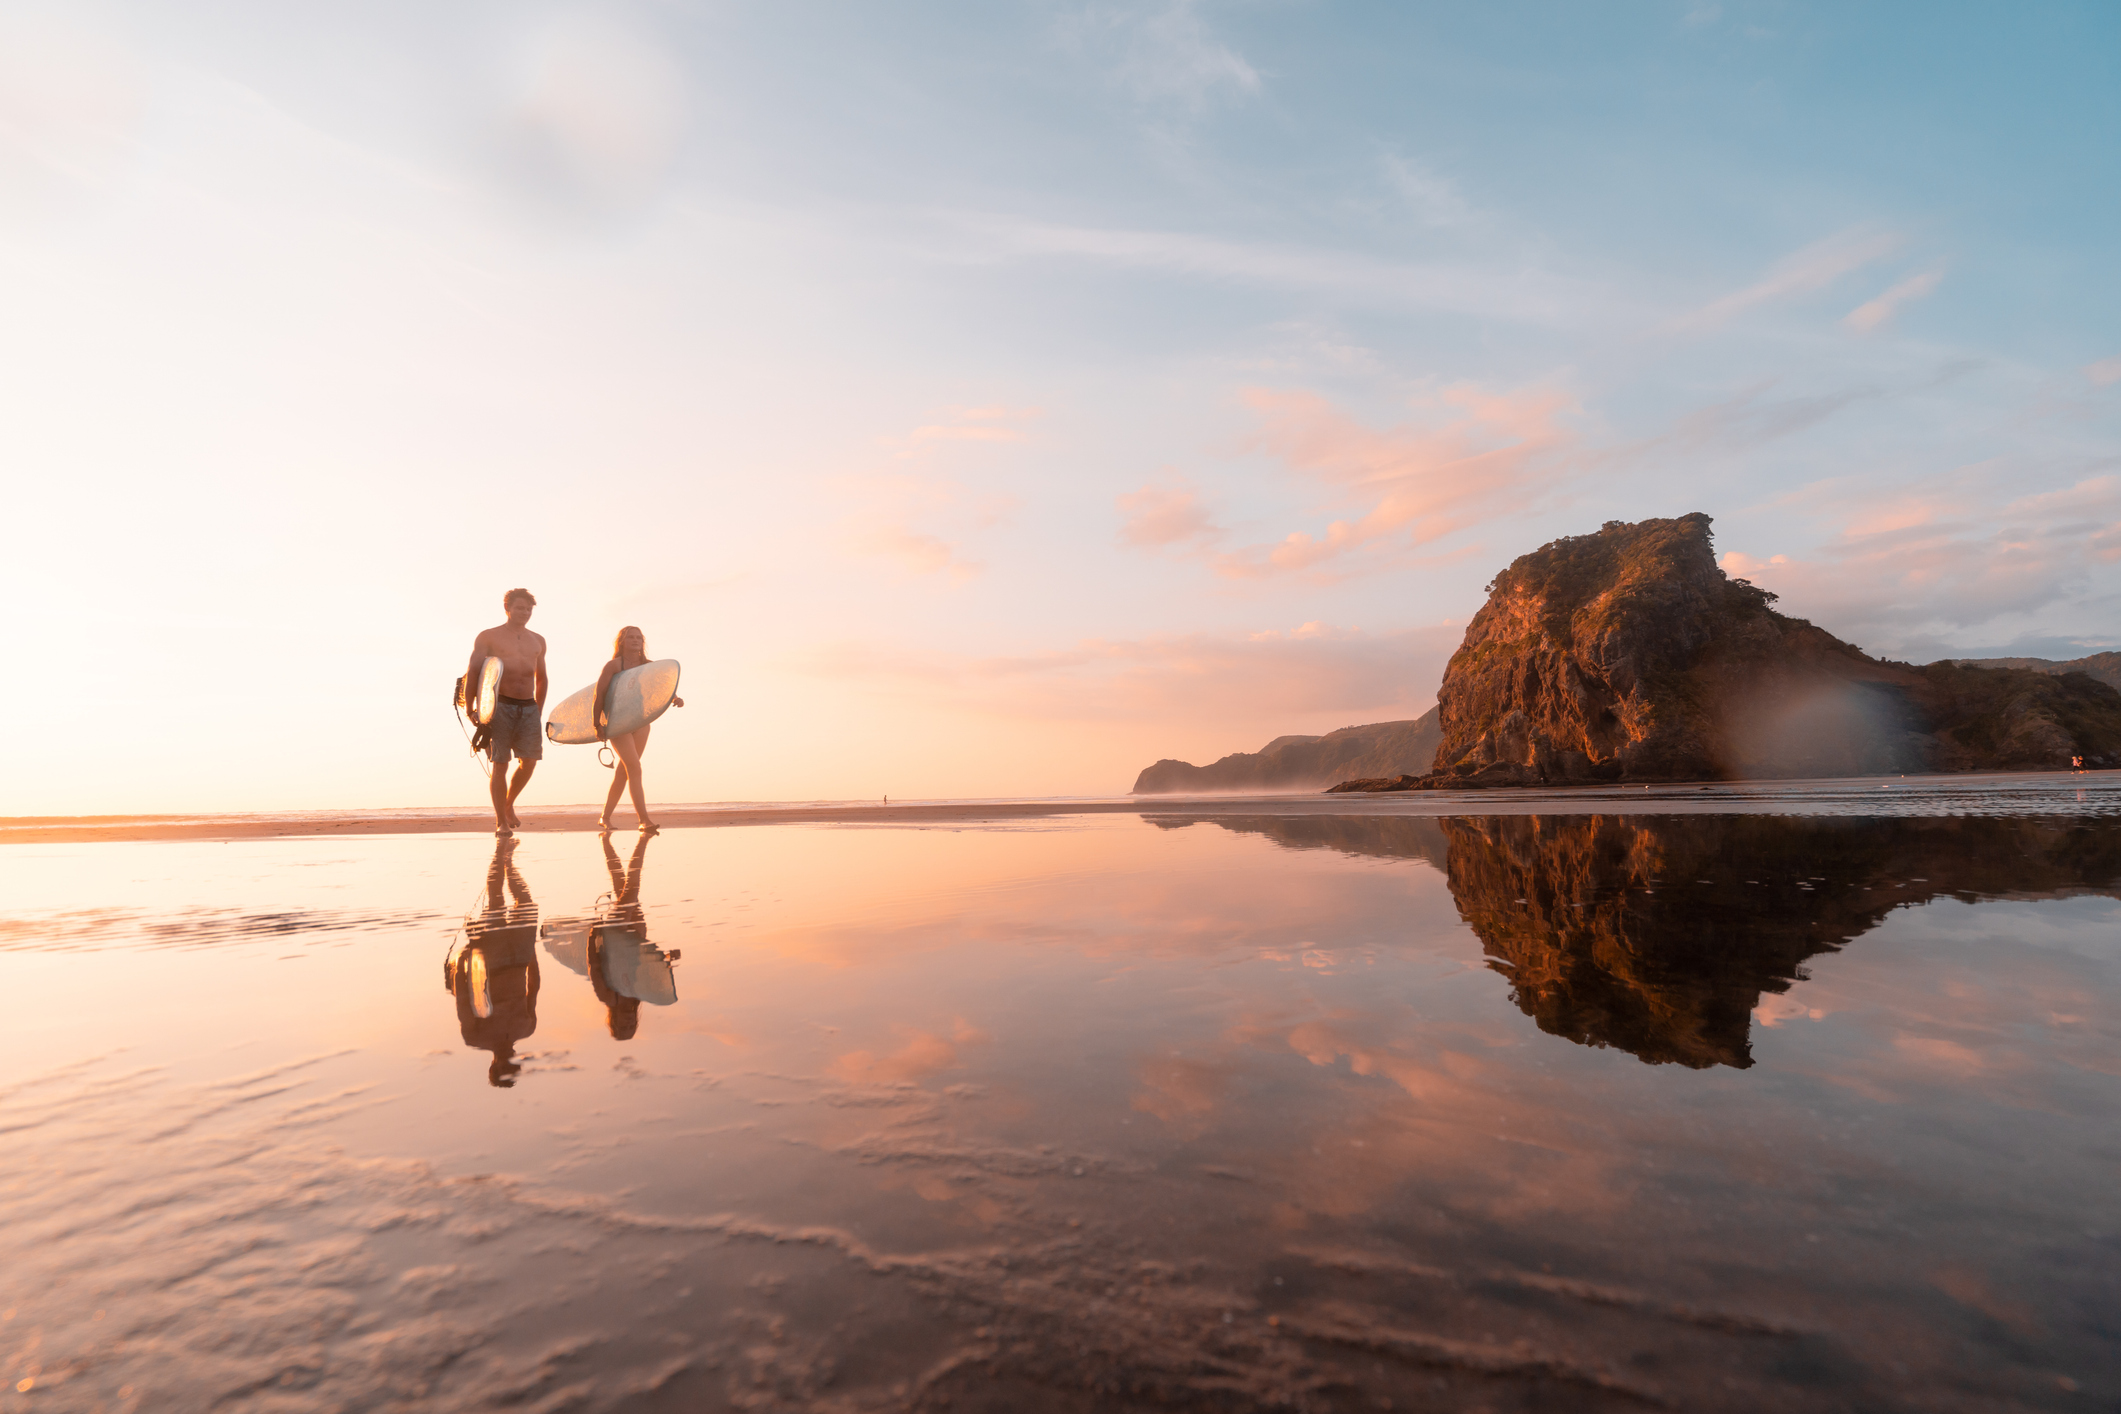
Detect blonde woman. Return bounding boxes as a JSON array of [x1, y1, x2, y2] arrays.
[[595, 626, 683, 833]]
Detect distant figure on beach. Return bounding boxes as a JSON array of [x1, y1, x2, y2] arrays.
[[587, 830, 680, 1040], [466, 588, 548, 837], [596, 625, 683, 833], [449, 837, 542, 1087]]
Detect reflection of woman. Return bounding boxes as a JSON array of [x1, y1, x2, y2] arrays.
[[586, 831, 679, 1040], [595, 625, 683, 834]]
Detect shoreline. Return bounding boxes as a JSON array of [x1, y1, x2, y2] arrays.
[[3, 769, 2117, 844]]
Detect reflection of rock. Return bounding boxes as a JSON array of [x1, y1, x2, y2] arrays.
[[1455, 814, 2121, 1068], [1149, 813, 1451, 871], [1133, 711, 1441, 794], [1162, 812, 2121, 1070]]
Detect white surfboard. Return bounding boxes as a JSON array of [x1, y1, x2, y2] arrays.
[[474, 656, 502, 725], [546, 659, 681, 744]]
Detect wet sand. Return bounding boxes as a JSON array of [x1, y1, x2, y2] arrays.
[[4, 768, 2116, 844], [3, 809, 2116, 1410]]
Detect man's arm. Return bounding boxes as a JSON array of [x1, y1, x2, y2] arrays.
[[464, 630, 491, 707], [534, 634, 550, 710]]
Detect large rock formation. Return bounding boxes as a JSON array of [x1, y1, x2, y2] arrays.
[[1345, 513, 2121, 789], [1132, 711, 1440, 794]]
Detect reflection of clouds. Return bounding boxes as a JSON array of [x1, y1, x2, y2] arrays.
[[1753, 994, 1827, 1027], [1129, 1056, 1227, 1137], [831, 1018, 990, 1085]]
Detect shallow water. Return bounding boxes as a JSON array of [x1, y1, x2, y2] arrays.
[[1, 810, 2116, 1412]]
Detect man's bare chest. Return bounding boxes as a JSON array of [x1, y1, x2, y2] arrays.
[[488, 631, 540, 668]]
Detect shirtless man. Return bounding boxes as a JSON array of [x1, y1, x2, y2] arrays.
[[466, 588, 549, 836]]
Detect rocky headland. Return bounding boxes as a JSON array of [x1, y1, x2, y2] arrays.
[[1131, 712, 1440, 794], [1332, 513, 2121, 791]]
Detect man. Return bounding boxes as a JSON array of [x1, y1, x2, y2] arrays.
[[466, 588, 549, 836]]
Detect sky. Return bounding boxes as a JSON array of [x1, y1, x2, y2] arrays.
[[3, 0, 2119, 814]]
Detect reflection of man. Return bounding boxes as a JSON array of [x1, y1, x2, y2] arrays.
[[587, 832, 679, 1040], [448, 838, 542, 1086], [464, 588, 549, 837]]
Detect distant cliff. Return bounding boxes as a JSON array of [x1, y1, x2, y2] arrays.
[[1951, 651, 2121, 694], [1336, 513, 2121, 790], [1132, 711, 1441, 794]]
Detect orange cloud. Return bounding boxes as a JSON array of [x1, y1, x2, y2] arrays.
[[831, 1017, 991, 1085], [1215, 383, 1575, 579]]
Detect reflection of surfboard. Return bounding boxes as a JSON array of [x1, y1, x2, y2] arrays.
[[539, 920, 592, 977], [597, 927, 679, 1005], [546, 659, 680, 744], [474, 657, 502, 725]]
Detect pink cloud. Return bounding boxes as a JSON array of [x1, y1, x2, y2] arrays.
[[1117, 478, 1220, 548], [848, 523, 983, 583], [2085, 357, 2121, 387], [1214, 383, 1576, 579], [1717, 473, 2121, 639], [1843, 269, 1943, 333]]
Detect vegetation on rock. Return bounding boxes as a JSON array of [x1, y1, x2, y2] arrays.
[[1389, 513, 2121, 788]]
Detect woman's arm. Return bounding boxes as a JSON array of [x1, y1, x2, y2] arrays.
[[593, 659, 618, 738]]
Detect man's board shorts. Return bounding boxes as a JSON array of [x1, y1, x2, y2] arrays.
[[489, 698, 544, 765]]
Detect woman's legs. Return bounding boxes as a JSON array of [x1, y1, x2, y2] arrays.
[[610, 728, 654, 830], [600, 755, 628, 829]]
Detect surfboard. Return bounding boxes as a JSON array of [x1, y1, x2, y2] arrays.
[[545, 659, 681, 744], [474, 656, 502, 725]]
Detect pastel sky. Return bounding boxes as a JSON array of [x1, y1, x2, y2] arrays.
[[5, 0, 2119, 814]]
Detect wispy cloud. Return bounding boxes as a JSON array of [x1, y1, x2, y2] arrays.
[[843, 408, 1035, 582], [1212, 383, 1576, 579], [1058, 0, 1261, 110], [1844, 269, 1943, 333], [886, 405, 1042, 459], [1378, 150, 1473, 228], [2086, 357, 2121, 388], [791, 622, 1462, 725], [957, 215, 1605, 324], [1668, 226, 1901, 333]]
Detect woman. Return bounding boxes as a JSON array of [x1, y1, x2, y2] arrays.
[[595, 625, 683, 833]]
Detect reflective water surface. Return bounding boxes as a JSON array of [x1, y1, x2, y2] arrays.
[[1, 811, 2116, 1412]]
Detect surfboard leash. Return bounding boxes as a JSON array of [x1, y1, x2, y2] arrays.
[[453, 700, 494, 782]]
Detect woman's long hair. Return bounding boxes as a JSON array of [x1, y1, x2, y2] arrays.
[[612, 626, 645, 661]]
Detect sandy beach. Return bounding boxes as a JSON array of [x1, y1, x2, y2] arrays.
[[4, 768, 2114, 844]]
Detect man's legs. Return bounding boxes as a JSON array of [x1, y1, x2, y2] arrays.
[[489, 752, 515, 834], [505, 761, 536, 829]]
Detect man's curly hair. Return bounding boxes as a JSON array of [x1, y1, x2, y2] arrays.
[[503, 588, 536, 609]]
